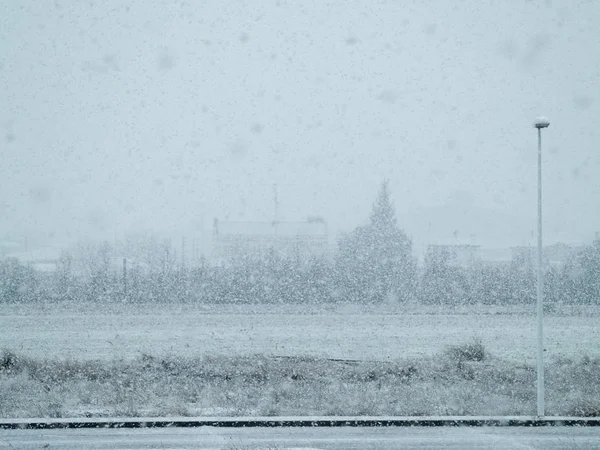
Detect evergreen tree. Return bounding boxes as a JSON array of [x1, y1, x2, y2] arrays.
[[578, 238, 600, 304], [335, 180, 415, 303]]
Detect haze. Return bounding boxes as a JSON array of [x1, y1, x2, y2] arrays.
[[1, 0, 599, 253]]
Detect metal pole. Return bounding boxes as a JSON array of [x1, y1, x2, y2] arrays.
[[123, 257, 128, 299], [536, 127, 545, 417]]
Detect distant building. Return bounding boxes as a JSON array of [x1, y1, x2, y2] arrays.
[[545, 242, 585, 267], [510, 246, 535, 270], [4, 246, 63, 273], [478, 247, 513, 267], [510, 243, 584, 271], [0, 239, 24, 257], [212, 217, 328, 265], [426, 244, 480, 268]]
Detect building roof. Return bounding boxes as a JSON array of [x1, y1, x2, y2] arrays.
[[5, 247, 63, 263], [0, 240, 22, 249], [428, 242, 480, 249], [215, 220, 327, 237]]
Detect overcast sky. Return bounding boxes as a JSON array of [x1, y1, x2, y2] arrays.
[[1, 0, 599, 251]]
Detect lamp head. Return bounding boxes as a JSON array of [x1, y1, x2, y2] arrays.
[[534, 117, 550, 129]]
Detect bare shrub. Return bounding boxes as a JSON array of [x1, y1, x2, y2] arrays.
[[446, 339, 486, 362], [0, 349, 22, 373]]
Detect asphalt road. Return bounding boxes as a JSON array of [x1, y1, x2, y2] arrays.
[[2, 426, 600, 449]]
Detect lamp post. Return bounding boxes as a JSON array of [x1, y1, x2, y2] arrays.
[[534, 116, 549, 417]]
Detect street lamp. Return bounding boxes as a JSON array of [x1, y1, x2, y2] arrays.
[[534, 116, 549, 417]]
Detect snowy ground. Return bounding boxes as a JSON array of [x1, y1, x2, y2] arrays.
[[1, 302, 599, 419], [1, 302, 599, 363]]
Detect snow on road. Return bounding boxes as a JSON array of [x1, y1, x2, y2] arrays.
[[2, 426, 600, 449]]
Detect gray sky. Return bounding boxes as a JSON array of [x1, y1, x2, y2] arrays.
[[1, 0, 599, 251]]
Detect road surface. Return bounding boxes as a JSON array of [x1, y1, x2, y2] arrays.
[[2, 426, 600, 449]]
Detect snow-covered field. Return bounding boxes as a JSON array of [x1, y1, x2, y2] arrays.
[[2, 302, 599, 419], [1, 302, 599, 363]]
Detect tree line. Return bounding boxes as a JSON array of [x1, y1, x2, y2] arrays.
[[1, 182, 599, 305]]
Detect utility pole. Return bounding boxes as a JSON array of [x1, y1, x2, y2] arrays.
[[122, 257, 127, 299], [181, 236, 186, 271], [273, 183, 279, 223]]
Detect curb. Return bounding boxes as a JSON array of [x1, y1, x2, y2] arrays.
[[1, 416, 600, 429]]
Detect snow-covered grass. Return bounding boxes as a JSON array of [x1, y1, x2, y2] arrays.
[[1, 345, 599, 419]]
